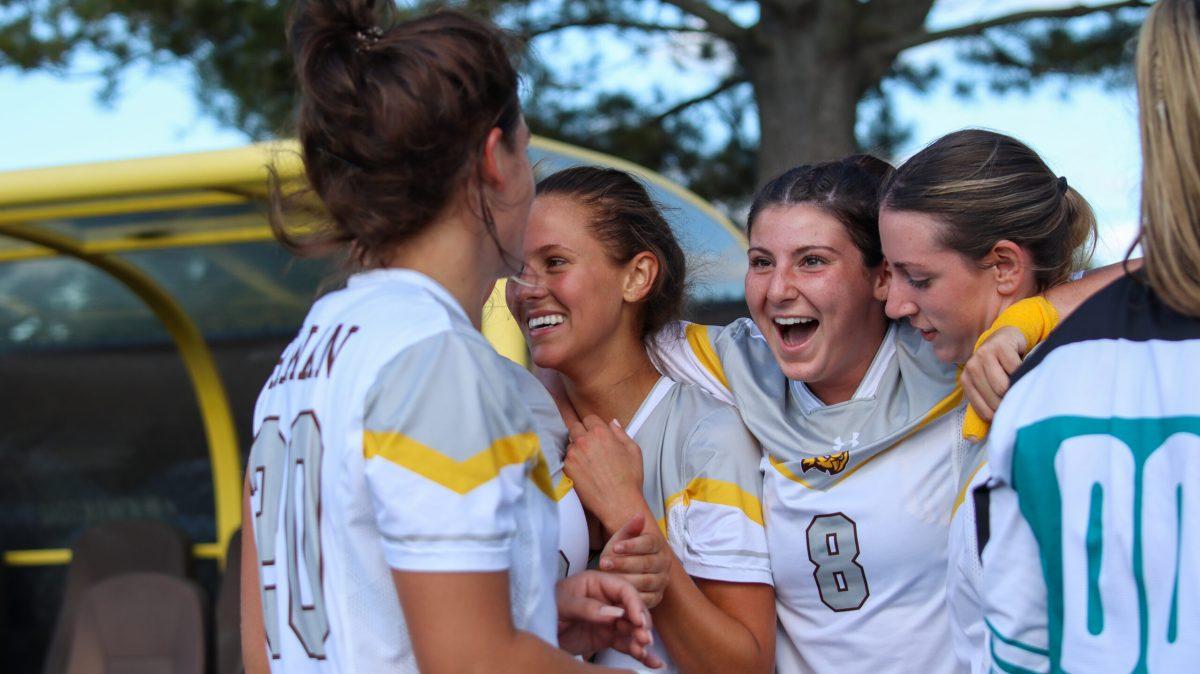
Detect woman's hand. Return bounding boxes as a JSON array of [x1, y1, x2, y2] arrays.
[[564, 416, 647, 534], [556, 569, 664, 669], [600, 515, 672, 610], [961, 325, 1027, 423]]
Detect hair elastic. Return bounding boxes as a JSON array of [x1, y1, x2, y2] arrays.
[[1057, 175, 1069, 193], [355, 26, 384, 53]]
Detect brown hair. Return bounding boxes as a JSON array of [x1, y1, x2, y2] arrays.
[[882, 129, 1096, 290], [270, 1, 522, 267], [747, 155, 895, 268], [1135, 0, 1200, 316], [535, 167, 688, 341]]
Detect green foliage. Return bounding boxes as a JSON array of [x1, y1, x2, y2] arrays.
[[0, 0, 1151, 213]]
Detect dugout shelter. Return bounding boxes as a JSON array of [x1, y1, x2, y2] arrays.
[[0, 136, 749, 672]]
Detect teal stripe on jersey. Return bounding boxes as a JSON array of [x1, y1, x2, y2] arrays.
[[1010, 415, 1200, 673], [1086, 483, 1104, 636], [985, 618, 1049, 655], [1169, 484, 1182, 644], [990, 637, 1047, 674]]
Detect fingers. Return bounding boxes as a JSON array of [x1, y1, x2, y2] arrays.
[[600, 550, 666, 575], [608, 514, 647, 543], [982, 357, 1011, 403], [606, 529, 661, 556], [962, 373, 995, 423], [557, 592, 625, 625]]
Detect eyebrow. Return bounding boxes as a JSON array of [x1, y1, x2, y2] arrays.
[[532, 243, 573, 256], [747, 245, 839, 256]]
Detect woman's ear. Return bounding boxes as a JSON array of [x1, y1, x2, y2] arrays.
[[984, 239, 1033, 297], [622, 252, 660, 303], [479, 126, 507, 189], [871, 261, 892, 302]]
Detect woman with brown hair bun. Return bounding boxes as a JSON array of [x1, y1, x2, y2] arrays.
[[240, 3, 659, 673], [980, 0, 1200, 670]]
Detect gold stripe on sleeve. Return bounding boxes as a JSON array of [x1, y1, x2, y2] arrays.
[[661, 477, 765, 531], [364, 431, 555, 499], [553, 475, 575, 502], [685, 323, 731, 391]]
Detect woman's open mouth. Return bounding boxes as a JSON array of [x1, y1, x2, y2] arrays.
[[774, 316, 819, 350]]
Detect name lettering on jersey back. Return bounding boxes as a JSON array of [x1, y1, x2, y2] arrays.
[[268, 323, 360, 388]]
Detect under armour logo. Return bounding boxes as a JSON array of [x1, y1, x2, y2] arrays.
[[832, 433, 861, 453]]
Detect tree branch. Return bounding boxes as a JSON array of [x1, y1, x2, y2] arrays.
[[525, 17, 708, 38], [878, 0, 1152, 55], [656, 0, 746, 42], [648, 72, 748, 125]]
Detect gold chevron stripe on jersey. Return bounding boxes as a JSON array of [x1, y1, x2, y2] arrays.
[[685, 322, 731, 390], [364, 430, 554, 498], [659, 477, 766, 534]]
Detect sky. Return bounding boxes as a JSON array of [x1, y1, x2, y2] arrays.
[[0, 0, 1143, 264]]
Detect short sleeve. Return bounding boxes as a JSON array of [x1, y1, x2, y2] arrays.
[[649, 322, 735, 404], [361, 332, 548, 572], [667, 404, 773, 585]]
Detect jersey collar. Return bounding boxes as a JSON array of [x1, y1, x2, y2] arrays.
[[347, 268, 471, 324]]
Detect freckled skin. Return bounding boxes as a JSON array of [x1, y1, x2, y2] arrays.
[[879, 209, 1002, 365], [745, 204, 889, 404], [505, 196, 635, 371]]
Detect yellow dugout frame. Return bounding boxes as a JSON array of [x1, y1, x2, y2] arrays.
[[0, 137, 745, 570]]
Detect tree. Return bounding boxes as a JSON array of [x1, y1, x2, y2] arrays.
[[0, 0, 1152, 209]]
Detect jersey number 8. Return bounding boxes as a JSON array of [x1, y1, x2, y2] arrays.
[[806, 513, 870, 612], [249, 412, 330, 659]]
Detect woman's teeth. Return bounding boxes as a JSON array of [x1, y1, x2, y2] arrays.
[[527, 314, 566, 330], [775, 316, 818, 347], [774, 317, 815, 326]]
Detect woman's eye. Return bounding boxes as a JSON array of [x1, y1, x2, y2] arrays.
[[749, 257, 772, 268], [546, 257, 567, 269], [907, 276, 932, 289], [800, 255, 826, 267]]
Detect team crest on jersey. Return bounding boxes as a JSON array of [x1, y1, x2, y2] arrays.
[[800, 451, 849, 475]]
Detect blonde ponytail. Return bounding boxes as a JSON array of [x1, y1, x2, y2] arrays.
[[1136, 0, 1200, 316]]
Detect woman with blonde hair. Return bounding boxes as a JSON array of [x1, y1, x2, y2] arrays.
[[980, 0, 1200, 670]]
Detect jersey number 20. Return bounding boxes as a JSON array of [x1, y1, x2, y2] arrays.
[[806, 513, 870, 611], [249, 413, 330, 659]]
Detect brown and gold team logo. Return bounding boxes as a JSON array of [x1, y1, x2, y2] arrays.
[[800, 451, 850, 475]]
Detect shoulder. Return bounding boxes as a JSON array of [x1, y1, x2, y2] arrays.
[[669, 384, 760, 466], [1013, 271, 1200, 385]]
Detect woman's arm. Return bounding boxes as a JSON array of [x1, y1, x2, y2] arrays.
[[1043, 259, 1140, 316], [395, 571, 651, 674], [240, 481, 270, 674], [572, 409, 776, 674], [963, 259, 1143, 427], [654, 571, 776, 674]]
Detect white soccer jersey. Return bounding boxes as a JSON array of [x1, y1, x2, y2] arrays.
[[653, 320, 972, 674], [947, 457, 989, 674], [247, 269, 560, 673], [983, 274, 1200, 673], [598, 376, 772, 672], [500, 357, 590, 579]]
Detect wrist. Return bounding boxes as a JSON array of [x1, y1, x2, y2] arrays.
[[976, 296, 1059, 355]]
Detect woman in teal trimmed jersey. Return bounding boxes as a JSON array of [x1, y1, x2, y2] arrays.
[[506, 166, 777, 674], [979, 1, 1200, 670]]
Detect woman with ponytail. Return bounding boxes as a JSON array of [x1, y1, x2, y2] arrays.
[[241, 3, 658, 673], [980, 2, 1200, 670], [600, 147, 1118, 673]]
